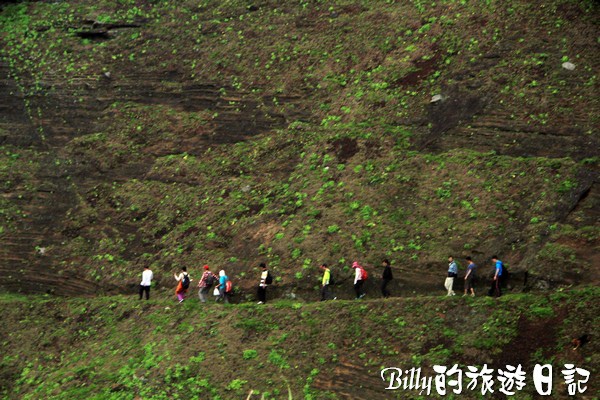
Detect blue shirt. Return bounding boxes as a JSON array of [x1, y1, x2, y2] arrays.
[[495, 260, 503, 276], [219, 275, 228, 289], [467, 263, 477, 278], [448, 261, 458, 274]]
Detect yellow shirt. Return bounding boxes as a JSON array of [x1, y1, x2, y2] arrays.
[[322, 268, 330, 285]]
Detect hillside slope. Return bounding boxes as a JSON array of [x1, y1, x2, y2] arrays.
[[0, 288, 598, 399], [0, 0, 598, 296]]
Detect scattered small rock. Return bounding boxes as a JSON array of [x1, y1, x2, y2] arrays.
[[534, 280, 551, 290], [241, 185, 251, 193], [430, 94, 443, 103], [286, 292, 297, 300], [562, 62, 576, 71], [103, 71, 112, 79]]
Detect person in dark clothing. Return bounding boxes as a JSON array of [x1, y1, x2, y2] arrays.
[[463, 256, 476, 297], [381, 259, 393, 298]]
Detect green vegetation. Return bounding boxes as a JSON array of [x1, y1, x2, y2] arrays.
[[0, 0, 596, 290], [0, 288, 598, 399], [0, 0, 598, 396]]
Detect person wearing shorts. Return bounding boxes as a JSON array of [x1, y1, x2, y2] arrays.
[[464, 256, 476, 297]]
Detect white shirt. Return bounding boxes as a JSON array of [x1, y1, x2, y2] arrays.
[[141, 269, 153, 286], [260, 270, 268, 287], [354, 267, 362, 284], [174, 272, 188, 281]]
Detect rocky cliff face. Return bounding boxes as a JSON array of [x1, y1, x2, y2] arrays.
[[0, 55, 299, 294], [0, 0, 598, 296]]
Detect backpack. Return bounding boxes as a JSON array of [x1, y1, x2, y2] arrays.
[[182, 273, 190, 289], [360, 267, 368, 280], [328, 272, 335, 285], [205, 273, 215, 287], [225, 280, 233, 293], [501, 264, 510, 282], [265, 271, 273, 285]]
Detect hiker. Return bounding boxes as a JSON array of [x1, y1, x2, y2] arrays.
[[489, 255, 504, 297], [381, 259, 393, 298], [198, 265, 219, 303], [218, 269, 230, 304], [257, 262, 270, 304], [174, 266, 191, 303], [139, 266, 153, 300], [444, 256, 458, 296], [319, 263, 334, 301], [352, 261, 367, 299], [463, 256, 476, 297]]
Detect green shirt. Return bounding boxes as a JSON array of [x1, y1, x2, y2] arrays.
[[322, 268, 330, 285]]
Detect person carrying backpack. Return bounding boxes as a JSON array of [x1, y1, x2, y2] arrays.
[[174, 266, 191, 303], [218, 269, 230, 304], [319, 263, 335, 301], [257, 263, 271, 304], [445, 256, 458, 296], [198, 265, 219, 303], [489, 255, 504, 297], [381, 259, 393, 298], [352, 261, 367, 299]]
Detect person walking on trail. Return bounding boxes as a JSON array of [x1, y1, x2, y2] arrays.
[[139, 266, 153, 300], [320, 263, 335, 301], [489, 255, 504, 297], [463, 256, 476, 297], [381, 259, 393, 298], [445, 256, 458, 296], [198, 265, 218, 303], [352, 261, 367, 299], [218, 269, 230, 304], [257, 263, 271, 304], [174, 266, 191, 303]]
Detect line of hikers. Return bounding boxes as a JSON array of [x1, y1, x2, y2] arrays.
[[138, 255, 509, 303], [444, 255, 507, 298]]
